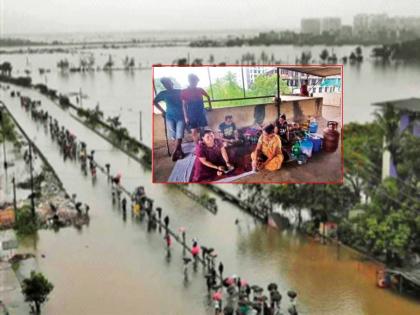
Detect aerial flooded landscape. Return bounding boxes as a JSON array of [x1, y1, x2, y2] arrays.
[[1, 1, 420, 315]]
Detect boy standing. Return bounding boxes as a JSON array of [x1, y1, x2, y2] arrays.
[[154, 77, 185, 161]]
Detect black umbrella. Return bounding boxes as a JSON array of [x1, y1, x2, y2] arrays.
[[223, 305, 234, 315], [267, 283, 278, 291], [287, 290, 297, 299], [251, 285, 263, 292]]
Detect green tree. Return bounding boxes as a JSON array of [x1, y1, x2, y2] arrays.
[[14, 205, 38, 235], [343, 122, 383, 200], [208, 71, 243, 101], [353, 178, 417, 264], [22, 271, 54, 314], [0, 110, 18, 144], [248, 74, 291, 96], [0, 61, 13, 76], [267, 184, 358, 228], [374, 105, 402, 176], [320, 49, 329, 63]]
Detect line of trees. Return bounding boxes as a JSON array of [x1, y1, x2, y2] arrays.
[[240, 106, 420, 266]]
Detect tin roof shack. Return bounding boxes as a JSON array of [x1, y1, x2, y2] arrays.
[[0, 204, 15, 228], [385, 266, 420, 297], [373, 98, 420, 179]]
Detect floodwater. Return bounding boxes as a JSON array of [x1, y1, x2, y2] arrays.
[[2, 45, 420, 145], [2, 86, 420, 315], [1, 43, 420, 315]]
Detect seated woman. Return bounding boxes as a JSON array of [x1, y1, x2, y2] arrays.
[[274, 113, 289, 145], [192, 130, 234, 182], [251, 124, 284, 172]]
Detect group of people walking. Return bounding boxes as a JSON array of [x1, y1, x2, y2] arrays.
[[20, 92, 298, 315]]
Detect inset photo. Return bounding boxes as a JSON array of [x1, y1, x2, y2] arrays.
[[152, 65, 343, 184]]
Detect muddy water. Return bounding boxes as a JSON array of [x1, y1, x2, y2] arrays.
[[3, 44, 420, 145], [2, 85, 420, 314]]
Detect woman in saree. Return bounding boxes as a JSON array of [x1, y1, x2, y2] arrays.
[[251, 124, 283, 172], [192, 130, 233, 182]]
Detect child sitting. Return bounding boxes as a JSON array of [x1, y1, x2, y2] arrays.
[[218, 115, 238, 144]]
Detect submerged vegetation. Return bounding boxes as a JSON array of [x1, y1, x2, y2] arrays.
[[241, 106, 420, 267]]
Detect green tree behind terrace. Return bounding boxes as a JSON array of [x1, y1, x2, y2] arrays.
[[248, 74, 290, 97], [207, 71, 243, 102], [208, 72, 290, 108]]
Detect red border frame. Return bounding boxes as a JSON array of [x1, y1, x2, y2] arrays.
[[151, 64, 344, 185]]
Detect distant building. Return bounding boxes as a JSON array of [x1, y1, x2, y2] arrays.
[[321, 18, 342, 34], [353, 14, 369, 36], [301, 18, 321, 35], [368, 14, 389, 33], [278, 69, 341, 95], [339, 25, 353, 40]]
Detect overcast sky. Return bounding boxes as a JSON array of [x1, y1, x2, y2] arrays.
[[2, 0, 420, 34]]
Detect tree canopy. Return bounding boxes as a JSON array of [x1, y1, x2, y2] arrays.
[[22, 271, 54, 314]]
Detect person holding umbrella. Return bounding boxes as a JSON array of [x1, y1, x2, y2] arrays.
[[218, 262, 224, 281], [154, 77, 186, 161]]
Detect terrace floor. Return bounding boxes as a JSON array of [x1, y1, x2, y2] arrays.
[[153, 105, 342, 184]]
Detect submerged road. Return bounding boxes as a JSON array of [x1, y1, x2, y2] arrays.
[[2, 87, 420, 315]]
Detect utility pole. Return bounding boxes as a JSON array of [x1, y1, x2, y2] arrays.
[[0, 108, 8, 171], [28, 142, 36, 218], [79, 88, 83, 107], [139, 110, 142, 142], [12, 176, 17, 212]]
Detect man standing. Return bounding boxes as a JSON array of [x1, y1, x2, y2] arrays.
[[182, 74, 212, 143], [154, 77, 185, 161]]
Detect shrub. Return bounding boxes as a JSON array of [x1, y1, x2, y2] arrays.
[[14, 205, 38, 235]]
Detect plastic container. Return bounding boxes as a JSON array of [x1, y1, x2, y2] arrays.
[[291, 142, 301, 157], [300, 137, 314, 158], [323, 121, 340, 153], [309, 134, 323, 153], [309, 120, 318, 133]]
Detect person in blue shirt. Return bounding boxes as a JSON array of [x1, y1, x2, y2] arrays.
[[154, 77, 185, 161]]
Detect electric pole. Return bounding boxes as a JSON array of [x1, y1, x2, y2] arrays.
[[0, 108, 8, 171], [139, 111, 142, 142], [28, 142, 36, 218]]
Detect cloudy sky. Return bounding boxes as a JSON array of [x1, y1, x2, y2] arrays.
[[2, 0, 420, 34]]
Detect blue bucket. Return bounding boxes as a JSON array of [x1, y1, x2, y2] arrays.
[[309, 134, 323, 153], [309, 121, 318, 133]]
